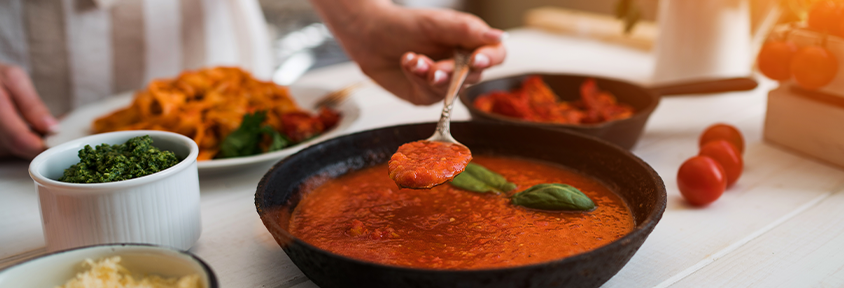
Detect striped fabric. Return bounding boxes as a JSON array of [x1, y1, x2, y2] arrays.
[[0, 0, 273, 116]]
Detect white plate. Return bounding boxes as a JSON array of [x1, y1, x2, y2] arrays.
[[46, 86, 360, 174]]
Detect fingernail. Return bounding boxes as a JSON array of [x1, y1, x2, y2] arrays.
[[500, 32, 510, 41], [403, 53, 415, 64], [413, 58, 429, 74], [483, 29, 507, 42], [472, 54, 490, 69], [44, 116, 60, 134], [432, 70, 447, 84]]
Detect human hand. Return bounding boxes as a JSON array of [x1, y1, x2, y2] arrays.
[[0, 63, 57, 159], [311, 0, 507, 105]]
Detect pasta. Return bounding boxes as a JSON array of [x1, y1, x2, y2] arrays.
[[93, 67, 339, 161]]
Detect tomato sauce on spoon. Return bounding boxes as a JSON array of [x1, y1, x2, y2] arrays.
[[389, 49, 473, 189], [388, 140, 472, 189]]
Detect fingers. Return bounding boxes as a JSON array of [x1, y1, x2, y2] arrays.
[[0, 65, 57, 134], [426, 43, 504, 86], [0, 86, 46, 159], [397, 51, 488, 105], [428, 60, 453, 86], [400, 52, 443, 105], [470, 43, 506, 70], [422, 9, 506, 49], [401, 52, 433, 79]]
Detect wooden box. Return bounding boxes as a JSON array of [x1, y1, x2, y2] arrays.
[[764, 84, 844, 169]]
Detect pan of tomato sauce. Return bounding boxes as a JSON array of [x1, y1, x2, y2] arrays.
[[291, 156, 633, 269], [256, 122, 666, 288]]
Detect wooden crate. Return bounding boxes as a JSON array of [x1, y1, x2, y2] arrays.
[[764, 84, 844, 169]]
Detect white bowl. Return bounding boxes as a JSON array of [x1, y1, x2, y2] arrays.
[[0, 244, 217, 287], [29, 130, 202, 252]]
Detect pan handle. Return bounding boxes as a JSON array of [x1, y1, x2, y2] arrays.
[[647, 77, 758, 96]]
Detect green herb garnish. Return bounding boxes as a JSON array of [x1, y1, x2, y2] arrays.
[[449, 162, 595, 212], [58, 135, 180, 183], [511, 183, 595, 211], [450, 162, 517, 193], [218, 111, 289, 158]]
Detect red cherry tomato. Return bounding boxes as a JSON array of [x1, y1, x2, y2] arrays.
[[808, 0, 841, 33], [699, 123, 745, 154], [757, 40, 798, 81], [791, 45, 839, 90], [677, 156, 727, 206], [699, 140, 743, 187]]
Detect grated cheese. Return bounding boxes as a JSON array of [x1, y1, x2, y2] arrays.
[[57, 256, 202, 288]]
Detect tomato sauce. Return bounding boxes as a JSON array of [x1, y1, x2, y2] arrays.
[[388, 140, 472, 188], [289, 156, 635, 270]]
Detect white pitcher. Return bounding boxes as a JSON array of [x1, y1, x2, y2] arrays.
[[653, 0, 752, 84]]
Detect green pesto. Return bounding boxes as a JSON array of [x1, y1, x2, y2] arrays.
[[58, 135, 180, 183]]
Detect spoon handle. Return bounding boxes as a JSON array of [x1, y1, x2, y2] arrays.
[[433, 49, 472, 142]]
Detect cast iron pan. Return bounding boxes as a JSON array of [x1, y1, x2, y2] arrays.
[[255, 121, 667, 288], [460, 74, 757, 150]]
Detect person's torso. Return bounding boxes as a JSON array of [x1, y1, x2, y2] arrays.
[[0, 0, 272, 116]]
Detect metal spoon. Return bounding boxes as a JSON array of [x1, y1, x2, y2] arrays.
[[427, 49, 472, 145]]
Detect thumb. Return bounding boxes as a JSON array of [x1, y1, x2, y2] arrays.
[[424, 10, 505, 49]]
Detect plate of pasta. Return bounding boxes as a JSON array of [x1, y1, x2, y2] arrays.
[[46, 67, 360, 173]]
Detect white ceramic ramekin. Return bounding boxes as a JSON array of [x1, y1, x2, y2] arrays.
[[29, 130, 202, 252], [0, 243, 217, 287]]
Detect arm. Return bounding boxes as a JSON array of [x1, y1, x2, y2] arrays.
[[0, 63, 57, 159], [309, 0, 507, 105]]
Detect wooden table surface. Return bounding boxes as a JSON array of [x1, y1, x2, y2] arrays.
[[3, 28, 844, 288]]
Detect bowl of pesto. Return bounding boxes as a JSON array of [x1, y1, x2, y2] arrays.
[[29, 130, 201, 252]]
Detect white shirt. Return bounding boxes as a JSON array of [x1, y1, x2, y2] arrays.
[[0, 0, 273, 115]]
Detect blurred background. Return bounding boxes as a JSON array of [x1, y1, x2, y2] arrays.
[[260, 0, 785, 85]]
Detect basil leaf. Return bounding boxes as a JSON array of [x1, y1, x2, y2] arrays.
[[511, 183, 595, 211], [260, 125, 290, 152], [219, 111, 267, 158], [450, 162, 516, 193], [219, 111, 291, 158]]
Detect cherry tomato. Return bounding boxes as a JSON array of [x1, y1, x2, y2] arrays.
[[791, 45, 839, 90], [699, 140, 743, 187], [699, 123, 745, 154], [808, 0, 841, 33], [757, 40, 798, 81], [677, 156, 727, 206]]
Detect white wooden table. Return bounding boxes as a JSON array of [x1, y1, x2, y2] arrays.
[[3, 28, 844, 288]]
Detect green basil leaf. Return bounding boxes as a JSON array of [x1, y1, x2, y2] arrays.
[[219, 111, 267, 158], [511, 183, 595, 211], [260, 125, 290, 152], [450, 162, 516, 193], [450, 174, 498, 193]]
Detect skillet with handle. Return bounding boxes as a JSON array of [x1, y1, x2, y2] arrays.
[[459, 74, 757, 150]]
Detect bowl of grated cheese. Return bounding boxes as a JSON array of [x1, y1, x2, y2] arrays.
[[0, 243, 217, 288]]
